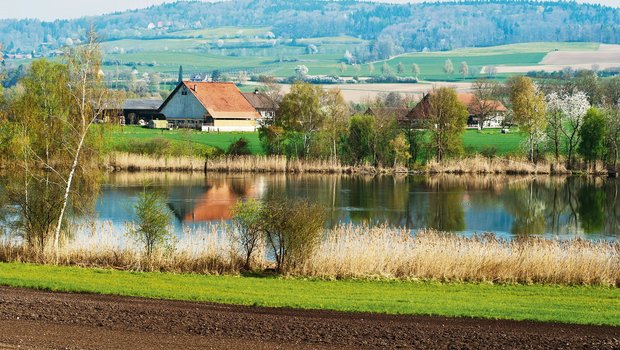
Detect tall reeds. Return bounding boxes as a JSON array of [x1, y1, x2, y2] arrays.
[[105, 152, 403, 174], [1, 222, 618, 286]]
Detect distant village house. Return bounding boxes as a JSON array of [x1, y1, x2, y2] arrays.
[[242, 89, 276, 125]]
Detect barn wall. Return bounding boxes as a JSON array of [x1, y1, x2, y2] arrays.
[[161, 88, 206, 120]]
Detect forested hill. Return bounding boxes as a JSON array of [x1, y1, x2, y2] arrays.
[[2, 0, 620, 56]]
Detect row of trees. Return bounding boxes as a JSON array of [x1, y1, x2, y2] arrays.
[[259, 71, 620, 170], [258, 81, 470, 167], [508, 74, 620, 169]]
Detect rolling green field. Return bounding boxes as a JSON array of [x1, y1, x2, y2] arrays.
[[0, 263, 618, 325], [106, 126, 525, 158], [98, 26, 602, 80]]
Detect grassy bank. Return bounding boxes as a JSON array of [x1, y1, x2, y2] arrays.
[[104, 126, 263, 156], [0, 262, 618, 326]]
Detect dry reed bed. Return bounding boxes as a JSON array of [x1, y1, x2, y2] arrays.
[[427, 156, 569, 175], [2, 223, 618, 286], [105, 153, 408, 174]]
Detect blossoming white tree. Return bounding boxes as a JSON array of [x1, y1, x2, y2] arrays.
[[546, 90, 590, 167]]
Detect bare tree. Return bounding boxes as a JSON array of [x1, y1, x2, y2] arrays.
[[472, 79, 502, 129]]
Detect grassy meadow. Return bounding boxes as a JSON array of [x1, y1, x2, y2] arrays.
[[104, 125, 263, 155], [0, 262, 618, 326], [105, 125, 525, 159]]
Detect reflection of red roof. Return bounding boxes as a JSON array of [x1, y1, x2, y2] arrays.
[[183, 182, 258, 222], [173, 82, 260, 119]]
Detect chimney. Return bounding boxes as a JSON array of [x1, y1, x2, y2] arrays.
[[193, 84, 197, 91]]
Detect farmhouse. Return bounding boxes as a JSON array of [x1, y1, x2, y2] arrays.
[[242, 89, 276, 125], [457, 93, 507, 129], [407, 92, 507, 129], [159, 82, 261, 131], [364, 107, 412, 127]]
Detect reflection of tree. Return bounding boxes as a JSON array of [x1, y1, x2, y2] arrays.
[[504, 181, 546, 235], [603, 180, 620, 236], [426, 182, 465, 232], [577, 181, 605, 233]]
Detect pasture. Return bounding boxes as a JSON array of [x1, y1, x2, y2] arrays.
[[105, 126, 525, 159]]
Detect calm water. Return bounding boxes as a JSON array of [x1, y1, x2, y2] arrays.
[[96, 173, 620, 241]]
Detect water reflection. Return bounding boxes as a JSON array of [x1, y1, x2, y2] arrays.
[[97, 173, 620, 240]]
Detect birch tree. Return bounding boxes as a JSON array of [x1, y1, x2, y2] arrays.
[[52, 31, 109, 261]]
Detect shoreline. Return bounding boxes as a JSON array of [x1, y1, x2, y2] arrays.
[[104, 152, 613, 176]]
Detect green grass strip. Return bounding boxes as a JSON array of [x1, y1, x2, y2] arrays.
[[0, 263, 618, 326]]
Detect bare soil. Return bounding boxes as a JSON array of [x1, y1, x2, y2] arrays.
[[0, 286, 618, 349]]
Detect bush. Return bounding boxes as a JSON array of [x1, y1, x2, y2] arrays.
[[231, 198, 264, 270], [480, 145, 497, 159], [128, 184, 172, 259], [227, 137, 252, 156], [261, 197, 325, 274]]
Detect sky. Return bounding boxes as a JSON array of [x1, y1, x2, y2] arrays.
[[1, 0, 619, 21]]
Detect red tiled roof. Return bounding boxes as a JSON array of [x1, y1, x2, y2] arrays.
[[181, 82, 260, 119]]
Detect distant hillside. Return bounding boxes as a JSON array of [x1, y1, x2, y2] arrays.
[[1, 0, 620, 59]]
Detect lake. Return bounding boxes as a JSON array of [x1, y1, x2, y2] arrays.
[[95, 173, 620, 241]]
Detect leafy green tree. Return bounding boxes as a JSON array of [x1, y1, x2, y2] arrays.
[[396, 62, 405, 75], [231, 198, 264, 270], [578, 108, 606, 170], [261, 197, 325, 274], [130, 184, 172, 258], [508, 76, 547, 162], [320, 89, 350, 160], [346, 114, 375, 164], [276, 82, 324, 157], [604, 107, 620, 168], [389, 133, 411, 167], [426, 87, 469, 162]]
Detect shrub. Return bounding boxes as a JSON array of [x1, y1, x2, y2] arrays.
[[262, 197, 325, 274], [231, 198, 264, 270], [227, 137, 252, 156], [128, 184, 172, 259], [480, 145, 497, 159]]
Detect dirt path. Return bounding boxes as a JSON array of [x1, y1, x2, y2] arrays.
[[0, 286, 618, 349]]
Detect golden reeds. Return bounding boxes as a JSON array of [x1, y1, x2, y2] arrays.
[[427, 156, 571, 175], [105, 153, 405, 174], [2, 222, 618, 286]]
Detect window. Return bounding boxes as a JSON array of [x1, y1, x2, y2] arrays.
[[181, 87, 188, 96]]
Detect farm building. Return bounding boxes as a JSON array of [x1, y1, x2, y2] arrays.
[[148, 119, 169, 129], [160, 82, 261, 131], [364, 107, 412, 127], [242, 89, 276, 125], [123, 98, 165, 125], [408, 92, 507, 129], [457, 93, 507, 129]]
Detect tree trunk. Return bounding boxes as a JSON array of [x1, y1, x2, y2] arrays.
[[52, 132, 87, 263]]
